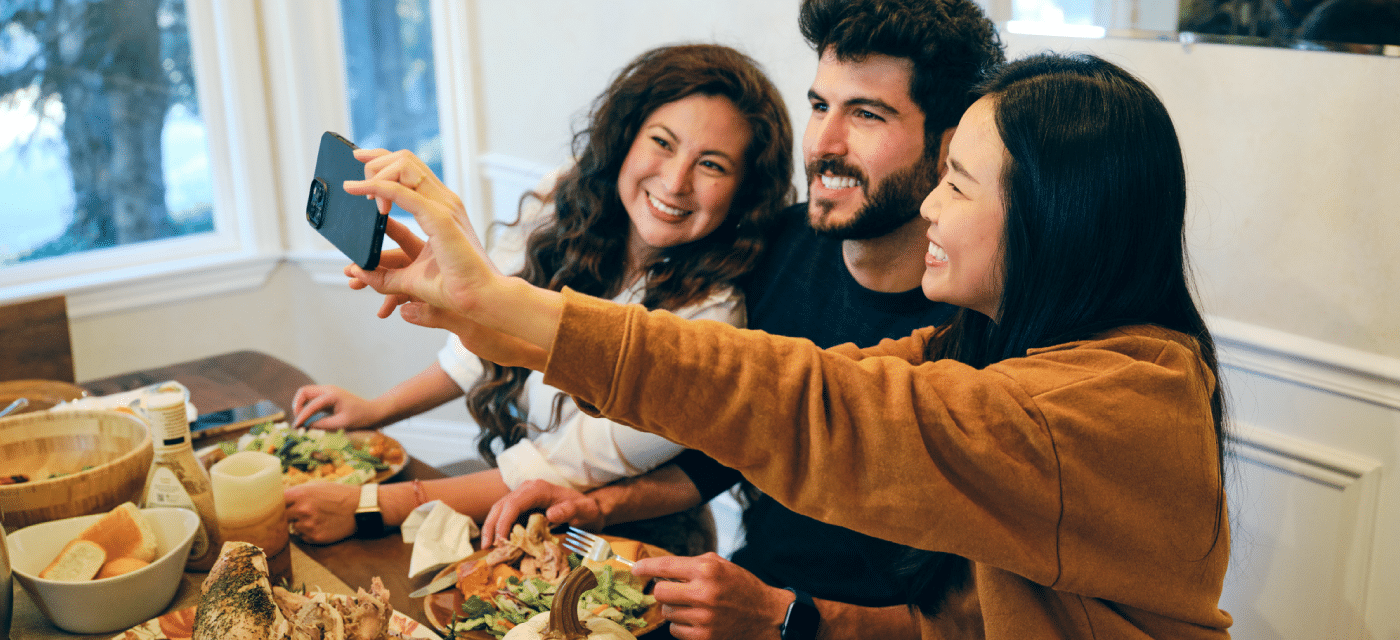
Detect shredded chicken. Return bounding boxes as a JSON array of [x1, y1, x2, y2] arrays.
[[483, 513, 572, 585], [271, 578, 395, 640]]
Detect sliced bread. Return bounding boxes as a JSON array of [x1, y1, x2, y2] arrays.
[[96, 556, 152, 579], [39, 539, 107, 581], [78, 501, 158, 563]]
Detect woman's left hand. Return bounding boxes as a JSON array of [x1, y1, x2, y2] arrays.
[[283, 480, 360, 545]]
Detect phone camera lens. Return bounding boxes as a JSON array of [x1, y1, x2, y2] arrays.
[[307, 178, 328, 228]]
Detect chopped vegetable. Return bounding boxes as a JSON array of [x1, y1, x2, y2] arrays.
[[215, 422, 398, 486], [448, 560, 655, 639]]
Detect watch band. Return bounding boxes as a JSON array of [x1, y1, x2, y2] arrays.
[[780, 587, 820, 640], [353, 482, 385, 538]]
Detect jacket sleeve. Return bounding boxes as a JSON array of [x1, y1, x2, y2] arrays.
[[543, 290, 1224, 612]]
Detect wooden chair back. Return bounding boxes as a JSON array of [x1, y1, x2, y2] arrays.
[[0, 296, 76, 383]]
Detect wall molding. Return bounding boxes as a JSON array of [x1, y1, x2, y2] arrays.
[[479, 153, 554, 224], [288, 250, 359, 287], [1210, 316, 1400, 411], [1228, 421, 1383, 490]]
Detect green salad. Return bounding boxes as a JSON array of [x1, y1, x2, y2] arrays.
[[216, 422, 390, 485], [448, 562, 655, 638]]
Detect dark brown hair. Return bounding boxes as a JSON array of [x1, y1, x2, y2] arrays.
[[467, 43, 794, 464], [799, 0, 1005, 153]]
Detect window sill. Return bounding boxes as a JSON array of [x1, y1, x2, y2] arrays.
[[2, 248, 392, 321], [287, 250, 359, 286], [2, 253, 282, 320]]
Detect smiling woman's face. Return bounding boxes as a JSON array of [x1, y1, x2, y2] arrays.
[[919, 96, 1007, 320], [616, 94, 752, 267]]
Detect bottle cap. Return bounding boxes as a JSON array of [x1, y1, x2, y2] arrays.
[[142, 391, 191, 444]]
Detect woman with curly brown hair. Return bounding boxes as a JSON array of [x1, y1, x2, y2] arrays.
[[284, 43, 793, 548]]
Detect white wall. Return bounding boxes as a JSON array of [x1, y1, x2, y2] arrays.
[[63, 3, 1400, 638]]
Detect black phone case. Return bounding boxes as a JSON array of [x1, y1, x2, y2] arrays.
[[190, 400, 286, 441], [307, 131, 385, 270]]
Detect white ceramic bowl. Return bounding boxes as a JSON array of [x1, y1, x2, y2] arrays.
[[6, 507, 201, 634]]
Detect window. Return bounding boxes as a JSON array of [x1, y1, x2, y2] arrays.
[[1005, 0, 1179, 36], [338, 0, 442, 219], [0, 0, 482, 310], [1, 0, 213, 266], [0, 0, 281, 315], [261, 0, 486, 283]]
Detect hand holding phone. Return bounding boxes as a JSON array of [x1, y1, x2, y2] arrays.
[[307, 131, 386, 269]]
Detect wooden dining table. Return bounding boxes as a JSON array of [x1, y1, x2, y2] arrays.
[[77, 350, 451, 631]]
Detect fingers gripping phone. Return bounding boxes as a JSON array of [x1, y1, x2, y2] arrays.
[[307, 131, 386, 270]]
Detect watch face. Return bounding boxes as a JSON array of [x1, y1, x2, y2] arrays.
[[354, 509, 385, 538], [781, 597, 820, 640]]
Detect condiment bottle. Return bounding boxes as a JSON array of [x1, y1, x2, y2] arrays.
[[139, 390, 223, 571]]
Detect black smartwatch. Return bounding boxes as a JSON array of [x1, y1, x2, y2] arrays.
[[780, 587, 820, 640], [353, 482, 385, 538]]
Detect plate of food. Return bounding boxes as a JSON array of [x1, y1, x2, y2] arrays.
[[424, 515, 665, 639], [110, 598, 438, 640], [114, 541, 438, 640], [196, 422, 406, 486]]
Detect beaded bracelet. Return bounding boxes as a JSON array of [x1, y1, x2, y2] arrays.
[[411, 479, 429, 507]]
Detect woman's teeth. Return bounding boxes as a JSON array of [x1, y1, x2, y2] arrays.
[[929, 242, 948, 262], [649, 194, 688, 217], [820, 175, 861, 190]]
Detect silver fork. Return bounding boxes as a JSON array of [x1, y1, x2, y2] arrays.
[[560, 526, 633, 567]]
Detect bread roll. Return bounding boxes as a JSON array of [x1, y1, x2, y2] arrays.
[[40, 539, 107, 581], [79, 501, 158, 563], [96, 556, 151, 579]]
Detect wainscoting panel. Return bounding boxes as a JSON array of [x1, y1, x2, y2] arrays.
[[479, 153, 554, 224], [1222, 424, 1383, 640]]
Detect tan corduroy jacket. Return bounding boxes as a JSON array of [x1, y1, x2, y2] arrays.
[[543, 290, 1233, 640]]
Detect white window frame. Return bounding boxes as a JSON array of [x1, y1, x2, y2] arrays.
[[0, 0, 283, 319]]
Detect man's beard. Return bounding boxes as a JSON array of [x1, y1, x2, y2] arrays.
[[806, 152, 940, 240]]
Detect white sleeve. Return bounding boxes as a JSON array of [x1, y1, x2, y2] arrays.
[[495, 286, 747, 491], [436, 334, 484, 392], [496, 412, 687, 492]]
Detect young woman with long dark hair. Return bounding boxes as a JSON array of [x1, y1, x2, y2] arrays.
[[346, 52, 1233, 639]]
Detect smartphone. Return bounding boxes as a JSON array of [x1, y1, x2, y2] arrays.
[[307, 131, 386, 270], [190, 400, 286, 441]]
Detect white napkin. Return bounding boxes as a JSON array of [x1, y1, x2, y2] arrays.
[[52, 380, 198, 422], [404, 500, 481, 579]]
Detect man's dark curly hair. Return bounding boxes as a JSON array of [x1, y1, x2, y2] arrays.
[[800, 0, 1005, 153]]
